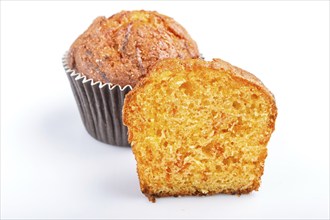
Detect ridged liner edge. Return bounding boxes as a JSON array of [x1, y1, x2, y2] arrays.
[[62, 52, 132, 146]]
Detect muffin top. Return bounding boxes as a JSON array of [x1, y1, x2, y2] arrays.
[[67, 10, 199, 87]]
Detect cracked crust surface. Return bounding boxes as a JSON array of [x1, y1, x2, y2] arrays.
[[67, 10, 199, 87]]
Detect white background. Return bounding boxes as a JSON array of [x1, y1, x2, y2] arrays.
[[1, 1, 329, 219]]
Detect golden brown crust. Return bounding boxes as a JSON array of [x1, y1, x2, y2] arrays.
[[67, 10, 199, 87], [144, 186, 258, 203], [123, 58, 277, 202], [140, 166, 262, 203]]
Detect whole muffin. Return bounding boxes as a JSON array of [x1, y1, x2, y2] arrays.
[[67, 10, 199, 87], [63, 10, 199, 146]]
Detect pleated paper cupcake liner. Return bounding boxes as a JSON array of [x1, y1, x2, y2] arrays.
[[62, 53, 132, 146]]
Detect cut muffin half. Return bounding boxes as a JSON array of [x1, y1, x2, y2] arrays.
[[123, 58, 277, 202]]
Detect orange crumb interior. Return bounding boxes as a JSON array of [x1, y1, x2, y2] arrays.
[[124, 61, 275, 197]]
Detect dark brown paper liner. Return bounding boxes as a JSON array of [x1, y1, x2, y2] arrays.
[[62, 53, 132, 146]]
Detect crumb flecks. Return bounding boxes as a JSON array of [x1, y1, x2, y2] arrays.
[[123, 58, 277, 202]]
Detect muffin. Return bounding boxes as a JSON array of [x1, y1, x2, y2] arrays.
[[63, 10, 199, 146], [123, 58, 277, 202]]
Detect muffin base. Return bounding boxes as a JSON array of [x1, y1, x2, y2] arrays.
[[63, 53, 132, 146]]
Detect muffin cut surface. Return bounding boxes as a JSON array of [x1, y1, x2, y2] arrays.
[[123, 58, 277, 202]]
